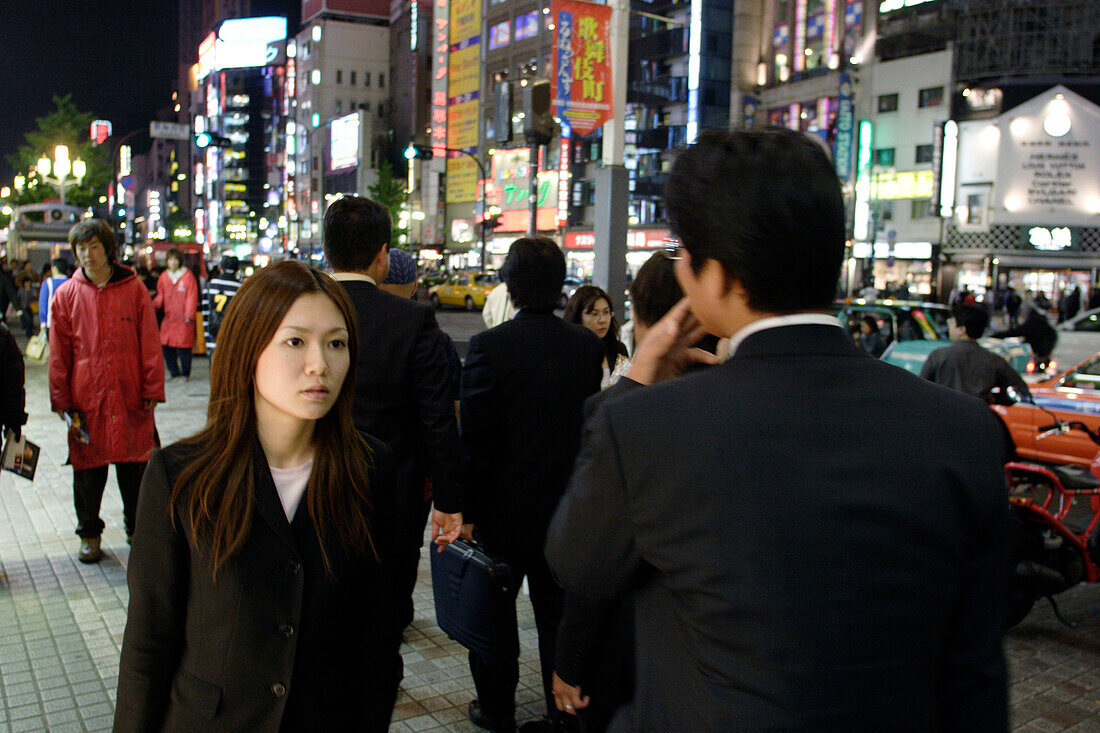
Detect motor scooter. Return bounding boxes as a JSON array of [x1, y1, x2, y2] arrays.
[[1004, 419, 1100, 627]]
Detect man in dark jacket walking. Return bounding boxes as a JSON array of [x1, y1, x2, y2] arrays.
[[322, 197, 463, 694], [461, 237, 604, 732]]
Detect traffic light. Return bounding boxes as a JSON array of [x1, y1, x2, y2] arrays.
[[404, 143, 434, 160], [522, 78, 557, 146], [195, 133, 231, 149]]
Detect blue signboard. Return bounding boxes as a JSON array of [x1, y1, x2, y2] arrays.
[[834, 73, 855, 184]]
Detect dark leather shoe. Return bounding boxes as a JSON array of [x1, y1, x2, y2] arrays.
[[78, 537, 103, 564], [468, 699, 516, 732]]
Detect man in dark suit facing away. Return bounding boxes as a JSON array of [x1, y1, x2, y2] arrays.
[[546, 129, 1010, 732], [322, 196, 463, 632], [461, 237, 604, 732]]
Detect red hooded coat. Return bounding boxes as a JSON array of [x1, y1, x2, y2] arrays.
[[152, 267, 199, 348], [48, 266, 165, 470]]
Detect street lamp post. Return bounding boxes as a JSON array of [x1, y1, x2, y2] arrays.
[[35, 145, 86, 206]]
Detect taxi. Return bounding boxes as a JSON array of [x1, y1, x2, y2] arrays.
[[428, 272, 499, 310], [993, 351, 1100, 467], [836, 299, 1031, 374]]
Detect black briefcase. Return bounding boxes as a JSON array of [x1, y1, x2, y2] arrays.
[[430, 538, 514, 662]]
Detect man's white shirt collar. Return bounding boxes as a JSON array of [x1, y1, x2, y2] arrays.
[[332, 272, 377, 285], [726, 313, 842, 356]]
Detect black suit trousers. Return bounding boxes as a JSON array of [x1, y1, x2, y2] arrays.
[[469, 545, 564, 726]]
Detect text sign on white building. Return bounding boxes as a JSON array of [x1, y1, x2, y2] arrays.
[[994, 87, 1100, 227]]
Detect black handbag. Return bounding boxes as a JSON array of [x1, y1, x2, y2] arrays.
[[430, 538, 514, 663]]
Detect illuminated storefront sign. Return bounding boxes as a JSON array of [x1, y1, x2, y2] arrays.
[[872, 170, 934, 200], [552, 0, 615, 137], [485, 148, 560, 232], [446, 0, 480, 203], [853, 120, 873, 240], [431, 0, 449, 157], [329, 112, 360, 171], [880, 0, 936, 12], [564, 229, 669, 249], [196, 17, 287, 79]]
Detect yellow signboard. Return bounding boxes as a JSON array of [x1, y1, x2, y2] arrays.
[[450, 0, 480, 44], [873, 170, 934, 200], [450, 45, 480, 97]]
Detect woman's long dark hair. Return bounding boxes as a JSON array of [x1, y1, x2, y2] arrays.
[[563, 285, 628, 362], [172, 261, 376, 577]]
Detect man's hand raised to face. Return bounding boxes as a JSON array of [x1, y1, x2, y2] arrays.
[[625, 298, 719, 386]]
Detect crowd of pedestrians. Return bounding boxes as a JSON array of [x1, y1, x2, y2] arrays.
[[1, 127, 1018, 731]]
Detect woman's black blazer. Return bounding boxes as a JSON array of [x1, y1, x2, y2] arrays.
[[113, 435, 398, 732]]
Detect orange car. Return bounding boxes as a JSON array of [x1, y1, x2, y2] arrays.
[[993, 350, 1100, 467]]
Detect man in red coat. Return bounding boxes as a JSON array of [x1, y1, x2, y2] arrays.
[[152, 247, 199, 381], [49, 219, 165, 563]]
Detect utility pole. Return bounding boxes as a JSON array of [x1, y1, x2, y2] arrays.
[[593, 0, 630, 316]]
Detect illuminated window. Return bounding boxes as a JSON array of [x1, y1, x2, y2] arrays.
[[872, 148, 895, 167], [918, 86, 944, 108], [489, 21, 511, 50], [515, 12, 539, 41], [877, 93, 898, 113]]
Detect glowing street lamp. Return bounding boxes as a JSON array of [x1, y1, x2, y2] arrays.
[[34, 144, 86, 206]]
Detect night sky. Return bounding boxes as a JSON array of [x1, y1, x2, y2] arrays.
[[0, 2, 181, 184]]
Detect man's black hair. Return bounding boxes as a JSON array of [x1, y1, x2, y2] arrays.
[[629, 252, 683, 327], [322, 195, 391, 271], [664, 127, 845, 313], [500, 237, 565, 310], [952, 304, 990, 340], [68, 219, 118, 263]]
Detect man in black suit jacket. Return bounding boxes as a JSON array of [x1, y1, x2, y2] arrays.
[[461, 237, 604, 732], [545, 129, 1010, 731], [322, 197, 463, 634]]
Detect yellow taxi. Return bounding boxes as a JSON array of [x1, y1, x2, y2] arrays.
[[428, 272, 500, 311]]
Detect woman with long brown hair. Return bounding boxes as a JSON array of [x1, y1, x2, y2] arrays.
[[114, 261, 400, 732]]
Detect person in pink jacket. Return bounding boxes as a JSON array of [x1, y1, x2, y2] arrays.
[[152, 247, 199, 382], [49, 219, 165, 564]]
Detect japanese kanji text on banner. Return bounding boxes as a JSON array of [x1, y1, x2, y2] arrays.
[[551, 0, 614, 137]]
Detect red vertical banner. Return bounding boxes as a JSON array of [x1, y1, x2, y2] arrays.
[[551, 0, 614, 137]]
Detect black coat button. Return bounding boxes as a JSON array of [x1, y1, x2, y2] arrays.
[[279, 624, 295, 638], [272, 682, 287, 697]]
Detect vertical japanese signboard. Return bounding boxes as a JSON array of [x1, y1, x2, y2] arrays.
[[551, 0, 613, 137], [834, 73, 855, 185], [447, 0, 481, 203]]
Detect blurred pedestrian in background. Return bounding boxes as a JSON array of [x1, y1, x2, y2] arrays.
[[37, 258, 71, 335], [48, 219, 163, 564], [115, 261, 400, 731], [152, 247, 199, 382], [460, 236, 604, 732], [857, 315, 886, 358], [482, 280, 515, 329], [994, 306, 1058, 372], [563, 285, 630, 388], [921, 304, 1030, 403], [203, 254, 242, 353], [547, 128, 1009, 730], [0, 261, 19, 326], [381, 248, 462, 404]]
